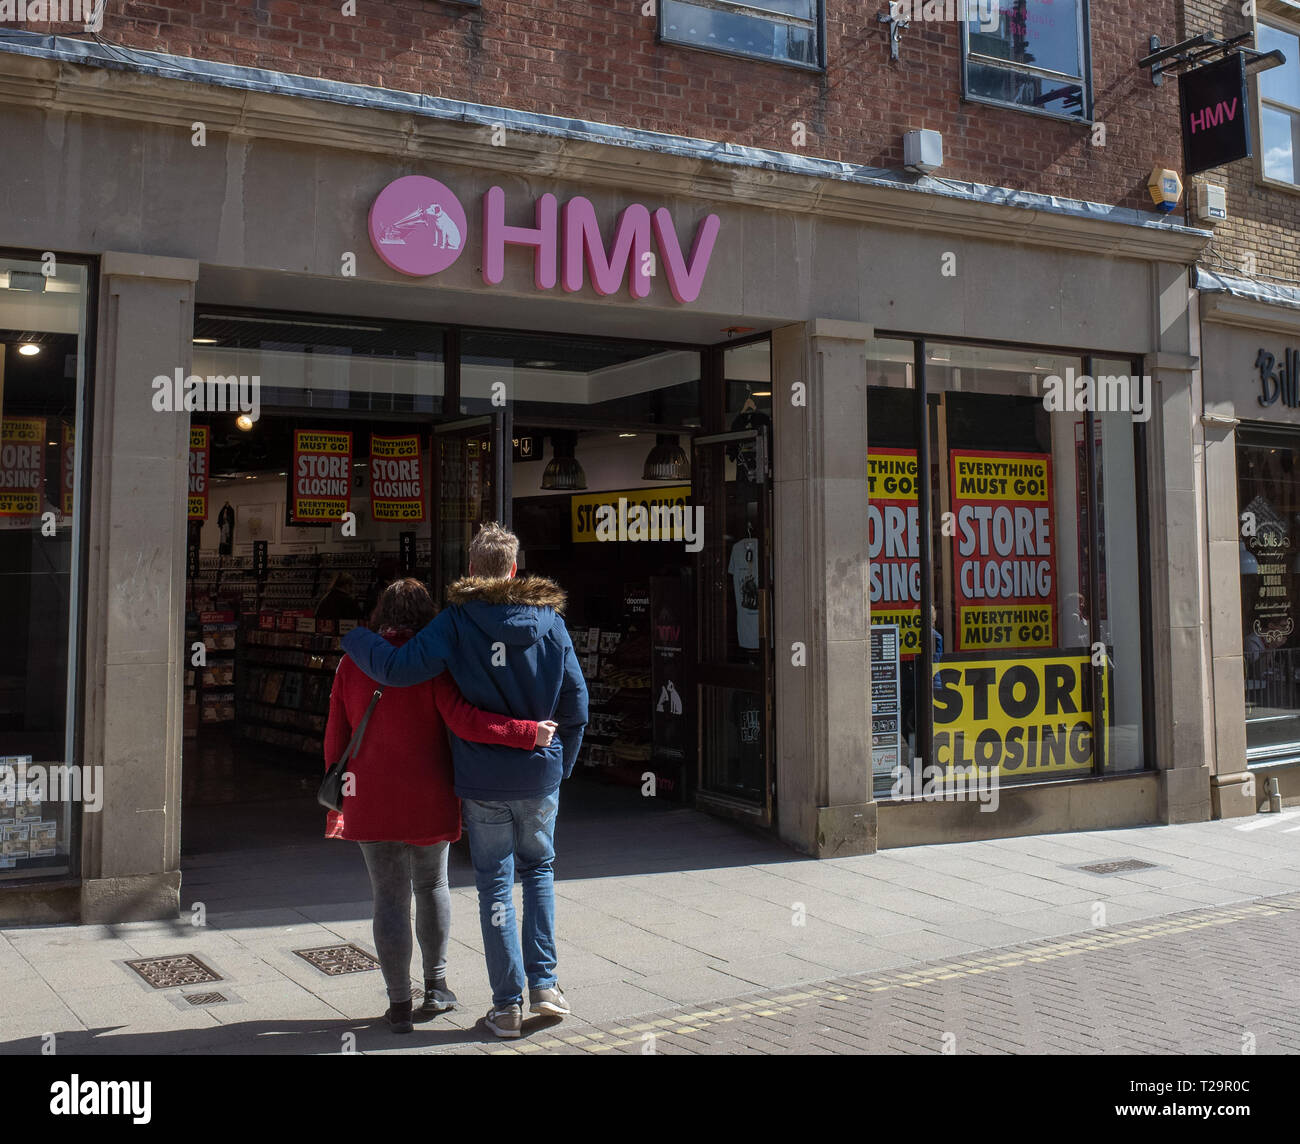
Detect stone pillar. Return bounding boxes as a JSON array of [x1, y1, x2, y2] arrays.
[[1143, 344, 1213, 824], [772, 319, 875, 858], [79, 253, 198, 922], [1203, 411, 1255, 817]]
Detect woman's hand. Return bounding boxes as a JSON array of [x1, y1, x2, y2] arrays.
[[534, 720, 559, 749]]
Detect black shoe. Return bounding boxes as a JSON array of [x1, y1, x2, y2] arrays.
[[386, 1000, 414, 1034], [416, 982, 457, 1021]]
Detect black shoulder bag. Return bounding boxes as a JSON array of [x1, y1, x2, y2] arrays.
[[318, 688, 383, 813]]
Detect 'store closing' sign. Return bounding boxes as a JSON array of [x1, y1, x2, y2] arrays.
[[950, 450, 1056, 651], [290, 430, 352, 523], [932, 650, 1107, 781]]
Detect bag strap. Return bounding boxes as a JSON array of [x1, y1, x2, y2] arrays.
[[334, 688, 383, 769]]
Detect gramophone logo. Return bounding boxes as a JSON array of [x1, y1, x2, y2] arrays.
[[368, 175, 468, 277]]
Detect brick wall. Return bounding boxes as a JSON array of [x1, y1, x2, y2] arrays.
[[1180, 0, 1300, 285], [12, 1, 1184, 212]]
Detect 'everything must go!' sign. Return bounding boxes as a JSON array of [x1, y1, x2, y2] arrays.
[[290, 430, 352, 524]]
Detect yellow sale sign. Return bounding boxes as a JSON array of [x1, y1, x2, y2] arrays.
[[0, 417, 45, 517], [931, 650, 1107, 782]]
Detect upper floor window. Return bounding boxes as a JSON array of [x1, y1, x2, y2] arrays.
[[962, 0, 1092, 122], [659, 0, 823, 70], [1258, 19, 1300, 184]]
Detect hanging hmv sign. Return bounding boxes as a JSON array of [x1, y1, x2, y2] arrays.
[[368, 175, 720, 303], [1179, 54, 1252, 176]]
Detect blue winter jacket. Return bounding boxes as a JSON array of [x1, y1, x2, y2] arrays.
[[341, 575, 588, 800]]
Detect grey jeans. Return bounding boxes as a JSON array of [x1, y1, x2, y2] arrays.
[[357, 840, 451, 1004]]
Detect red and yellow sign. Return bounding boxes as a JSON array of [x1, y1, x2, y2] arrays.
[[950, 450, 1056, 651], [932, 651, 1106, 782], [370, 434, 424, 523], [867, 447, 922, 658], [60, 422, 75, 518], [0, 417, 45, 517], [188, 425, 210, 522], [290, 430, 351, 523]]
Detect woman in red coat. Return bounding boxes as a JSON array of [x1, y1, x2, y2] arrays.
[[324, 578, 556, 1034]]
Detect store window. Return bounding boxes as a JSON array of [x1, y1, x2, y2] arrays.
[[1258, 18, 1300, 185], [962, 0, 1092, 121], [659, 0, 823, 70], [183, 311, 445, 759], [867, 339, 1149, 799], [0, 255, 92, 880], [1238, 430, 1300, 765]]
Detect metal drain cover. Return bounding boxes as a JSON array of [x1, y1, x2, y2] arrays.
[[1077, 858, 1158, 876], [293, 944, 380, 976], [182, 991, 229, 1006], [124, 954, 223, 989]]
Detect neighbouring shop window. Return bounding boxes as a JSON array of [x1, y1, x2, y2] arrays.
[[962, 0, 1092, 121], [867, 339, 1149, 800], [1238, 431, 1300, 765], [1258, 18, 1300, 185], [660, 0, 823, 70], [0, 255, 92, 880]]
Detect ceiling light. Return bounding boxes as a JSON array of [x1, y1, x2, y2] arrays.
[[523, 360, 558, 369], [193, 337, 218, 345], [643, 434, 690, 482], [541, 431, 587, 491], [17, 343, 40, 356], [751, 390, 771, 397], [5, 271, 45, 293], [236, 413, 255, 431], [619, 433, 637, 438]]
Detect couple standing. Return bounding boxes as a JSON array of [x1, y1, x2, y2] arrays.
[[324, 523, 588, 1038]]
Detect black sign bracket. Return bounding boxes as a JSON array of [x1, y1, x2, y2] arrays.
[[1140, 31, 1284, 87]]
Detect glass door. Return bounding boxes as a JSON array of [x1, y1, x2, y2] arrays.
[[432, 411, 511, 601], [692, 427, 773, 822]]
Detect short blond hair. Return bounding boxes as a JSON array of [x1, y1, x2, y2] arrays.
[[467, 521, 519, 579]]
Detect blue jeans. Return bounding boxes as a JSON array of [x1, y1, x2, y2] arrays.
[[462, 792, 560, 1008]]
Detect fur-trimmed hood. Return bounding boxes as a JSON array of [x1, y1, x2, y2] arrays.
[[445, 575, 567, 650], [446, 575, 567, 612]]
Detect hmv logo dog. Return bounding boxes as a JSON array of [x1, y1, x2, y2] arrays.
[[368, 174, 720, 303]]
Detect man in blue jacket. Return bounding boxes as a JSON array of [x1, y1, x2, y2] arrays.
[[341, 522, 588, 1039]]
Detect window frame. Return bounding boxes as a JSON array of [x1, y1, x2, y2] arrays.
[[657, 0, 827, 74], [1255, 10, 1300, 193], [959, 0, 1095, 125], [868, 331, 1156, 798], [0, 248, 98, 885]]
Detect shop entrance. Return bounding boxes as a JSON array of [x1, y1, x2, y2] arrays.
[[178, 311, 775, 875]]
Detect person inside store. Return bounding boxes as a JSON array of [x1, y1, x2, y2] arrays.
[[363, 555, 401, 621], [315, 570, 365, 622], [341, 522, 589, 1041], [325, 577, 559, 1034]]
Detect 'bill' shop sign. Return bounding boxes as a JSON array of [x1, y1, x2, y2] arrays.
[[1179, 54, 1252, 176], [1257, 347, 1300, 409]]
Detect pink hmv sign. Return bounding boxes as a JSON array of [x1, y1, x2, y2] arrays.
[[367, 174, 720, 304]]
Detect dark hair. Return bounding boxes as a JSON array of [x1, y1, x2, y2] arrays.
[[371, 578, 436, 632]]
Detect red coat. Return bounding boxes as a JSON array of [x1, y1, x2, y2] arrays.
[[324, 631, 537, 844]]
